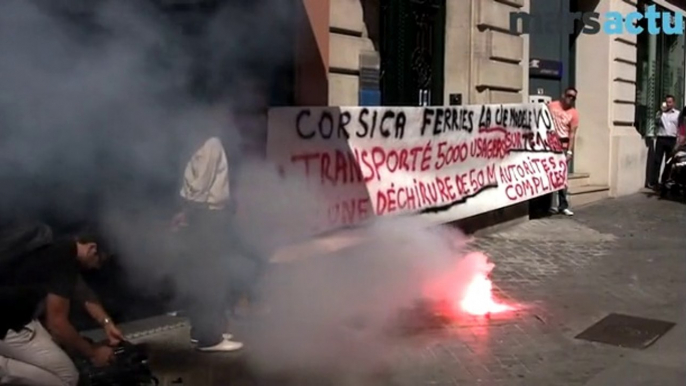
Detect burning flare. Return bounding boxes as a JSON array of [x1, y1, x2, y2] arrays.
[[459, 271, 512, 316], [423, 251, 514, 319]]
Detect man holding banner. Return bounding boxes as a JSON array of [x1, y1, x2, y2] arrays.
[[547, 87, 579, 216]]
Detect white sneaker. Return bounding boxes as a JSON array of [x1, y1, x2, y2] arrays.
[[196, 338, 243, 352], [549, 207, 559, 214], [561, 208, 574, 216], [191, 333, 233, 345]]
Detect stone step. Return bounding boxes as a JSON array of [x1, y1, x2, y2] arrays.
[[568, 172, 591, 189], [569, 184, 610, 207]]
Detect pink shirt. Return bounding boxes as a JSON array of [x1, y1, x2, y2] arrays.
[[548, 100, 579, 139]]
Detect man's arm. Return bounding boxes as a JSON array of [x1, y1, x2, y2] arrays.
[[568, 125, 578, 152], [568, 112, 579, 153], [75, 276, 108, 324], [76, 276, 124, 344], [45, 293, 96, 358]]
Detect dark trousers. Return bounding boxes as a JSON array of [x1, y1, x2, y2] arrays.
[[180, 208, 233, 347], [553, 137, 570, 210], [224, 237, 267, 312], [651, 136, 677, 185], [644, 138, 655, 187], [557, 186, 570, 210]]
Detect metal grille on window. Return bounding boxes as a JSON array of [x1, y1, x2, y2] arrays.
[[410, 0, 436, 106]]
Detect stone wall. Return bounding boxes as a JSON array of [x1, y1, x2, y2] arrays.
[[325, 0, 528, 107], [608, 0, 647, 196], [327, 0, 378, 106], [575, 0, 647, 195], [444, 0, 527, 105]]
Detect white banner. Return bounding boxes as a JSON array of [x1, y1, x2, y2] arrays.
[[267, 103, 567, 235]]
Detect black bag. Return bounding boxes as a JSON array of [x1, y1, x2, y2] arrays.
[[0, 221, 53, 269], [0, 221, 54, 338], [73, 341, 159, 386]]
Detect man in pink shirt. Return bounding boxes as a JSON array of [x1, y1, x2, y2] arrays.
[[547, 87, 579, 216]]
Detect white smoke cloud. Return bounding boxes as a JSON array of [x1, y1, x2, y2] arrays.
[[0, 1, 487, 382], [0, 0, 294, 266], [240, 216, 473, 381]]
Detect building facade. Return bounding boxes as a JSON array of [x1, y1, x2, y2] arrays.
[[293, 0, 686, 211]]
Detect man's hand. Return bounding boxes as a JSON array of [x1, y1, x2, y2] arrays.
[[90, 345, 114, 367], [104, 323, 125, 345], [170, 211, 188, 231]]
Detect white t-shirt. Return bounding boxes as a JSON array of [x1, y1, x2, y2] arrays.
[[658, 109, 679, 137], [180, 136, 230, 209]]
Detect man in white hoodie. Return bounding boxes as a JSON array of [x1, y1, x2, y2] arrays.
[[171, 102, 243, 352]]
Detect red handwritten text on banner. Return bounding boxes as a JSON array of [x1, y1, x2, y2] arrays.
[[268, 104, 567, 234]]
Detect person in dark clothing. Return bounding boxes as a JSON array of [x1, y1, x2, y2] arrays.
[[650, 95, 680, 189], [675, 106, 686, 151], [0, 233, 123, 386]]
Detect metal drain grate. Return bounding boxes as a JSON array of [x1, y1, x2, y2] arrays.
[[575, 313, 676, 349]]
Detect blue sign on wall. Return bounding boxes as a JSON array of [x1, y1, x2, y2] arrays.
[[529, 58, 563, 79], [359, 89, 381, 106]]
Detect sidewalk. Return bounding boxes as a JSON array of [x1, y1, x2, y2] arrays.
[[110, 194, 686, 385]]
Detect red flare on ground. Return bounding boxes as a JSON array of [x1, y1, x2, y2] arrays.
[[424, 251, 514, 319], [459, 272, 512, 316]]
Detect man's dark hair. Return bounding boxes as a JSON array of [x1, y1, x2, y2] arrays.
[[74, 229, 112, 262], [75, 233, 98, 245], [565, 86, 578, 94], [666, 94, 675, 101]]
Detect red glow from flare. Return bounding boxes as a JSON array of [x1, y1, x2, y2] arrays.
[[459, 272, 512, 315], [424, 252, 514, 319]]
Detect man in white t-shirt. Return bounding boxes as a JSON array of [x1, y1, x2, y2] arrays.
[[170, 102, 243, 353], [650, 95, 680, 189]]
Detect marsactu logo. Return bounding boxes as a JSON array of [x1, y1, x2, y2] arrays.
[[510, 5, 684, 35]]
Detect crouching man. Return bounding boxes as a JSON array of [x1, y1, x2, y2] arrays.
[[0, 233, 123, 386]]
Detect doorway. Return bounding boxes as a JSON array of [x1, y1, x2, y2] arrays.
[[528, 0, 576, 104], [379, 0, 446, 106], [528, 0, 578, 217]]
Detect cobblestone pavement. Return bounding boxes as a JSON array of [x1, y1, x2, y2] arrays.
[[394, 194, 686, 386], [129, 194, 686, 385]]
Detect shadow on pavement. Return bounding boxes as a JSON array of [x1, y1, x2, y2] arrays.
[[640, 187, 686, 205]]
